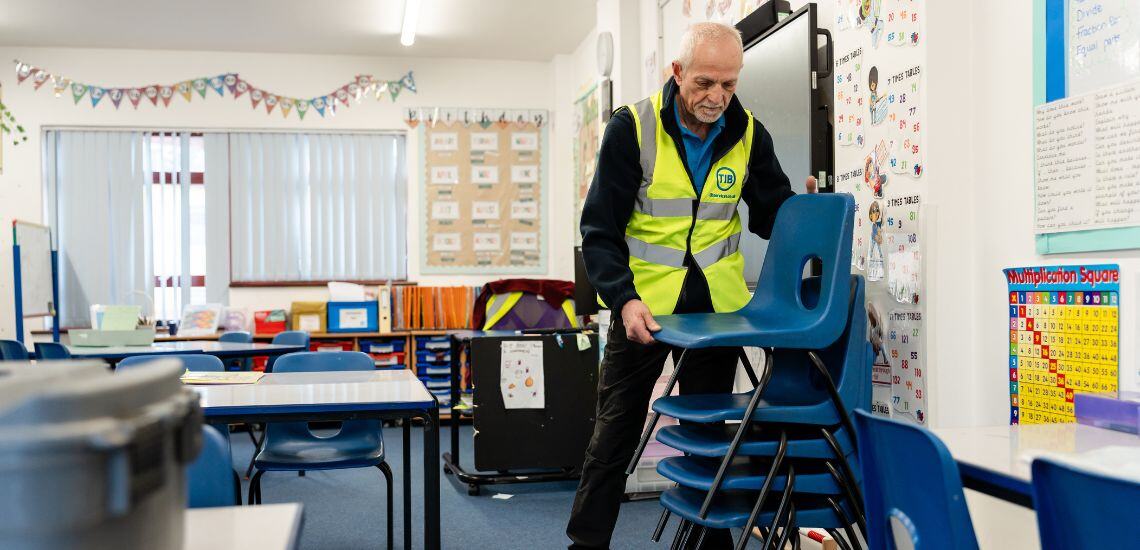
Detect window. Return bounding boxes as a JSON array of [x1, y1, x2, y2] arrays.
[[228, 132, 408, 283], [44, 129, 407, 327]]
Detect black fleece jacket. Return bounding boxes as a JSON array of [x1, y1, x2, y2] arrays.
[[579, 78, 796, 315]]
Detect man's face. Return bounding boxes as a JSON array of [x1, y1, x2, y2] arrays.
[[673, 36, 743, 124]]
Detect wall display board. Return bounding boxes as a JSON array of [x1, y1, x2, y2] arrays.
[[1005, 264, 1119, 425], [1034, 0, 1140, 253], [833, 0, 928, 424], [573, 85, 602, 246], [417, 108, 548, 274]]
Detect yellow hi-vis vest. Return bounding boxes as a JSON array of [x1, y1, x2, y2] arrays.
[[620, 91, 754, 316]]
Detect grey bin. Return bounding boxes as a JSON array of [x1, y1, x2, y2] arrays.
[[0, 360, 203, 550]]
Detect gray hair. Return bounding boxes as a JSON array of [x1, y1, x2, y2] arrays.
[[676, 21, 743, 69]]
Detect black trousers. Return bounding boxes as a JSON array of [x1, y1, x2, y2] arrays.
[[566, 312, 741, 549]]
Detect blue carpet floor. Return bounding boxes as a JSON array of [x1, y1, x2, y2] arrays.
[[230, 424, 663, 549]]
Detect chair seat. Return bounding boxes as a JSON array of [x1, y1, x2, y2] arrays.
[[659, 486, 857, 530], [652, 309, 837, 350], [655, 424, 855, 459], [657, 456, 859, 495], [254, 435, 385, 471], [652, 391, 842, 425]]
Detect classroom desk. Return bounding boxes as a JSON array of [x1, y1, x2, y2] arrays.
[[66, 341, 304, 363], [933, 423, 1140, 508], [191, 369, 440, 550], [185, 503, 303, 550]]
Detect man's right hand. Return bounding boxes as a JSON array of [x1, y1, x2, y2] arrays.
[[621, 299, 661, 345]]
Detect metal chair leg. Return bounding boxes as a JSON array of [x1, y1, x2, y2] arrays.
[[231, 469, 242, 505], [738, 348, 760, 388], [669, 519, 690, 550], [774, 504, 795, 550], [248, 470, 265, 505], [678, 519, 697, 549], [244, 430, 266, 479], [652, 509, 672, 542], [732, 431, 788, 548], [824, 461, 867, 535], [827, 497, 862, 550], [378, 462, 394, 550], [739, 465, 795, 550], [627, 350, 689, 475], [699, 352, 774, 519], [806, 351, 859, 454], [819, 428, 865, 517], [826, 529, 853, 550], [692, 525, 708, 549]]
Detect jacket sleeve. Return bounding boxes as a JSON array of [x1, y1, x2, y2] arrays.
[[579, 107, 642, 314], [740, 122, 796, 239]]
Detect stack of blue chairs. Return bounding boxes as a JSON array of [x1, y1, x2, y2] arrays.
[[625, 194, 871, 549]]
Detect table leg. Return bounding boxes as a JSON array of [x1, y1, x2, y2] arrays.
[[449, 337, 461, 468], [423, 408, 441, 550], [403, 420, 412, 550]]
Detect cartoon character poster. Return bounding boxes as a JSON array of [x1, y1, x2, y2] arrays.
[[868, 65, 889, 125], [866, 200, 886, 281]]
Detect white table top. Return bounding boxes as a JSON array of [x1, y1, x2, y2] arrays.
[[193, 369, 436, 417], [185, 503, 303, 550], [933, 423, 1140, 485]]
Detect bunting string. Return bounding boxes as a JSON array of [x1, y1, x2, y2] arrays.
[[13, 59, 416, 120], [403, 106, 547, 129]]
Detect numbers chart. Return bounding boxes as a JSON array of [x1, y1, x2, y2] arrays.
[[1005, 265, 1120, 425]]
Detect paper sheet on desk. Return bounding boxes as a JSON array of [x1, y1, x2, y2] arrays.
[[500, 340, 545, 409]]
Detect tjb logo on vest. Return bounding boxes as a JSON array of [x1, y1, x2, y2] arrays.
[[715, 167, 736, 192]]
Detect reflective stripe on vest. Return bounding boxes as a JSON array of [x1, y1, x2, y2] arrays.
[[617, 91, 755, 315]]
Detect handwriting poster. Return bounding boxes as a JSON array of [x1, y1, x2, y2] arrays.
[[420, 108, 547, 274], [834, 0, 927, 423]]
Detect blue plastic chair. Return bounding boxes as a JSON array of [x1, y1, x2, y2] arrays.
[[34, 342, 72, 360], [0, 339, 30, 361], [188, 425, 241, 507], [854, 409, 979, 550], [1032, 457, 1140, 550], [219, 331, 253, 371], [265, 331, 310, 372], [653, 276, 870, 548], [629, 194, 857, 479], [118, 353, 225, 372], [248, 351, 393, 550]]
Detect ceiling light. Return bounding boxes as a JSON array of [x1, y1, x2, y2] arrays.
[[401, 0, 421, 47]]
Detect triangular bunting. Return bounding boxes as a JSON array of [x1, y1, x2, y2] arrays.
[[159, 85, 175, 106], [311, 97, 327, 117], [209, 75, 226, 96], [280, 98, 293, 118], [234, 79, 250, 99], [224, 74, 239, 95], [400, 71, 416, 93], [375, 82, 389, 100], [250, 88, 264, 109], [193, 78, 209, 99], [335, 86, 350, 106], [128, 88, 143, 109], [177, 81, 193, 102], [89, 86, 105, 108], [16, 63, 32, 84], [109, 88, 125, 109], [389, 82, 402, 101], [33, 70, 50, 90], [347, 82, 362, 101], [264, 94, 278, 114], [295, 99, 309, 120], [71, 82, 88, 104]]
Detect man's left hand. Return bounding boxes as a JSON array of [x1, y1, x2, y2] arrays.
[[806, 176, 818, 194]]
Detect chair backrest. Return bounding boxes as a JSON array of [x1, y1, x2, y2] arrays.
[[854, 409, 979, 550], [267, 351, 379, 443], [187, 426, 239, 508], [271, 330, 310, 348], [764, 275, 870, 414], [218, 331, 252, 344], [0, 339, 30, 361], [742, 193, 855, 349], [34, 342, 72, 360], [118, 354, 225, 372], [1032, 457, 1140, 550]]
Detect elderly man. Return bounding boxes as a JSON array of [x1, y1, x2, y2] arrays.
[[567, 21, 816, 549]]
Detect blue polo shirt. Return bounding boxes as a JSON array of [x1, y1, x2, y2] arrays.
[[674, 102, 725, 196]]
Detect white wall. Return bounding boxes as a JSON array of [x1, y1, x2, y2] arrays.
[[0, 47, 580, 335]]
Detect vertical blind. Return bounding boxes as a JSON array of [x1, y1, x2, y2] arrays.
[[228, 132, 407, 282]]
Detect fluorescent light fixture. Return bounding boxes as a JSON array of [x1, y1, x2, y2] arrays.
[[400, 0, 421, 47]]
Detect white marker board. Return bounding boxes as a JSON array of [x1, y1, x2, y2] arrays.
[[13, 221, 54, 317]]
